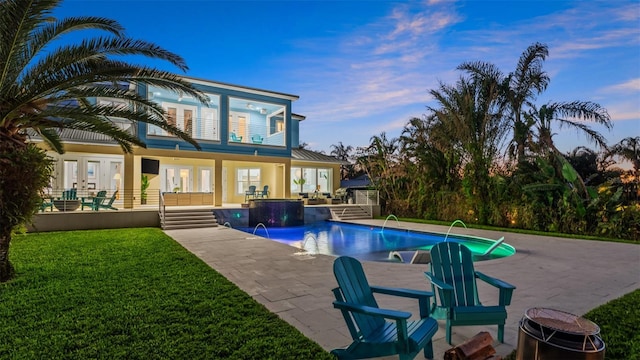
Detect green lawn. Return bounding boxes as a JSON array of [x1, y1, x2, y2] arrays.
[[0, 228, 333, 359]]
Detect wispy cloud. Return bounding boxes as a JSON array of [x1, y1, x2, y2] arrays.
[[601, 78, 640, 93], [291, 1, 462, 127]]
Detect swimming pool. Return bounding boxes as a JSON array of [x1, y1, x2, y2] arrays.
[[239, 221, 515, 263]]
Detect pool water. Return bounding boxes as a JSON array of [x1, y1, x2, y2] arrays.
[[239, 221, 515, 263]]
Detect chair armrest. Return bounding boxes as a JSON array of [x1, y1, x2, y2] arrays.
[[371, 286, 434, 318], [371, 286, 433, 300], [476, 271, 516, 306], [424, 272, 454, 291], [476, 271, 515, 290], [333, 301, 411, 321]]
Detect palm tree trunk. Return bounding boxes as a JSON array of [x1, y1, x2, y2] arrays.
[[0, 229, 15, 282]]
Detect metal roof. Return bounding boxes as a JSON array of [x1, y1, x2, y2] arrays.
[[291, 148, 347, 165], [28, 128, 120, 145]]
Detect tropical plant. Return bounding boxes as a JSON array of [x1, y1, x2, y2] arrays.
[[0, 0, 208, 282], [330, 141, 354, 180], [609, 136, 640, 172], [140, 175, 150, 204], [459, 42, 550, 163], [427, 74, 510, 224]]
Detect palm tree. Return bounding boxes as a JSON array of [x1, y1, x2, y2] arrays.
[[458, 42, 550, 163], [0, 0, 208, 282], [330, 141, 353, 180], [428, 75, 509, 224], [609, 136, 640, 172], [530, 101, 612, 155], [527, 101, 612, 200]]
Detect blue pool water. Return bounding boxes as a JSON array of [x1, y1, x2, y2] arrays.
[[238, 221, 515, 263]]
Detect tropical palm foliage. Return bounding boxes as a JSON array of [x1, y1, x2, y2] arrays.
[[0, 0, 208, 281], [352, 42, 638, 239]]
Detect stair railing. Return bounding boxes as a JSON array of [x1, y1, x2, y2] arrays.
[[159, 190, 165, 226]]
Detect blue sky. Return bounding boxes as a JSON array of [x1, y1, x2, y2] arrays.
[[56, 0, 639, 167]]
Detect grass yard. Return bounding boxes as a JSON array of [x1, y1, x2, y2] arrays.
[[0, 228, 333, 359]]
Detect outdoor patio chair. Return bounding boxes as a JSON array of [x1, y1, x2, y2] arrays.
[[332, 256, 438, 360], [97, 191, 118, 210], [230, 132, 243, 142], [40, 197, 53, 212], [81, 190, 107, 211], [60, 188, 77, 200], [425, 242, 516, 344], [251, 134, 263, 144], [245, 185, 256, 202], [255, 185, 269, 198]]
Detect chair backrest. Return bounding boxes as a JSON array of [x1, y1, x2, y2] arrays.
[[333, 256, 384, 338], [105, 191, 118, 206], [62, 188, 77, 200], [92, 190, 108, 205], [429, 242, 479, 307], [247, 185, 256, 194], [261, 185, 268, 195]]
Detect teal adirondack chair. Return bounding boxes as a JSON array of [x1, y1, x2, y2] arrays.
[[255, 185, 269, 198], [332, 256, 438, 360], [40, 197, 53, 212], [425, 242, 516, 344], [81, 190, 107, 210], [97, 191, 118, 210], [244, 185, 256, 202], [60, 188, 77, 200]]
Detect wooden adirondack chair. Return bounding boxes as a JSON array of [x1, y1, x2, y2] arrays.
[[61, 188, 77, 200], [81, 190, 107, 211], [425, 242, 516, 344], [97, 191, 118, 210], [332, 256, 439, 360]]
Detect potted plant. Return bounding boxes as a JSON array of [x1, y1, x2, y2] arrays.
[[293, 177, 306, 193], [140, 175, 149, 204]]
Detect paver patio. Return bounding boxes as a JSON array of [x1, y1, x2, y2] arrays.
[[165, 220, 639, 358]]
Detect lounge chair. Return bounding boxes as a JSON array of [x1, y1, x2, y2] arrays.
[[425, 242, 516, 344], [230, 132, 243, 142], [251, 134, 263, 144], [331, 256, 438, 359]]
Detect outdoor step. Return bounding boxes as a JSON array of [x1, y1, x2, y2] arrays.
[[161, 208, 218, 230], [162, 223, 219, 230], [164, 218, 217, 225], [164, 214, 216, 220], [330, 206, 372, 220]]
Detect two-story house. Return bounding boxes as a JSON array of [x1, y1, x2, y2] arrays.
[[34, 76, 344, 209]]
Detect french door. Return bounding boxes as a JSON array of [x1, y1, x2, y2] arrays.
[[61, 157, 123, 197]]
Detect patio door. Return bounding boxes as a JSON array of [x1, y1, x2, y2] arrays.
[[161, 165, 193, 192], [61, 157, 122, 198]]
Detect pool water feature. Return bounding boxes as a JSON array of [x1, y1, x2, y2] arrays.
[[241, 221, 515, 263]]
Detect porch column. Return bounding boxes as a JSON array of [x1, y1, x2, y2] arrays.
[[214, 159, 222, 206], [123, 153, 134, 209], [284, 160, 291, 198]]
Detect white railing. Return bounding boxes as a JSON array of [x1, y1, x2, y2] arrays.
[[159, 190, 165, 225], [353, 190, 379, 205]]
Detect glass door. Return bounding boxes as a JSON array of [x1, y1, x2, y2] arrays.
[[161, 165, 193, 192]]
